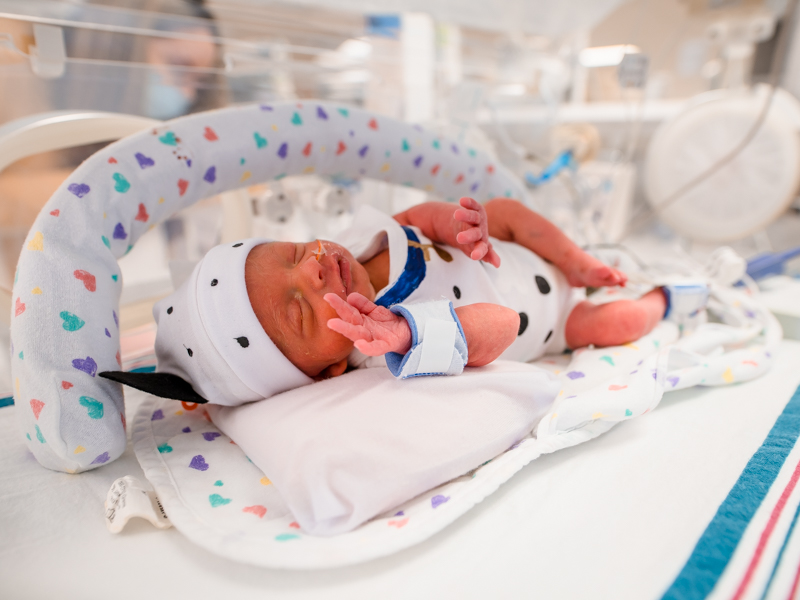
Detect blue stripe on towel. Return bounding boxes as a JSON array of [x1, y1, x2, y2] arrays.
[[758, 493, 800, 600], [661, 384, 800, 600]]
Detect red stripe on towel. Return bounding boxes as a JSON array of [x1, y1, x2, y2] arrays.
[[732, 458, 800, 600], [788, 558, 800, 600]]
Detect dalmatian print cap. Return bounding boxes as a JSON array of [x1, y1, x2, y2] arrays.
[[152, 238, 314, 406]]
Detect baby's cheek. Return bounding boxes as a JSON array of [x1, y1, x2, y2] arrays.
[[310, 331, 354, 365]]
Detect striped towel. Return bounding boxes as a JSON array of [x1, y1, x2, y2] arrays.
[[664, 384, 800, 600]]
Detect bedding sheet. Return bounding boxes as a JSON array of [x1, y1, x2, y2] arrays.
[[123, 279, 780, 569], [2, 341, 800, 598]]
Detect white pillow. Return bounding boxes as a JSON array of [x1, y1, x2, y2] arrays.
[[210, 361, 560, 536]]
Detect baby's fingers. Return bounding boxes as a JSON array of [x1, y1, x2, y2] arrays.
[[324, 293, 363, 325], [459, 196, 482, 211], [469, 241, 489, 261], [453, 207, 481, 225], [484, 246, 501, 268], [614, 268, 628, 287], [456, 227, 483, 245], [346, 292, 378, 314], [354, 338, 392, 357], [327, 318, 370, 343]]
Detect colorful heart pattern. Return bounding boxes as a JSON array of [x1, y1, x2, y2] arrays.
[[388, 517, 409, 528], [91, 452, 110, 465], [243, 505, 267, 518], [30, 399, 44, 420], [431, 494, 450, 508], [113, 173, 130, 193], [27, 231, 44, 252], [60, 311, 85, 331], [190, 455, 209, 471], [79, 396, 104, 419], [209, 494, 231, 507], [72, 356, 98, 377], [73, 270, 96, 292], [159, 131, 177, 145], [135, 153, 155, 169], [68, 183, 90, 198], [12, 102, 531, 480], [135, 203, 149, 222]]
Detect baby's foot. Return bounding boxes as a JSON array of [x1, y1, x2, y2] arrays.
[[566, 260, 627, 288]]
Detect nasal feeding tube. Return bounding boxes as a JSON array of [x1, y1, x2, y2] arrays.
[[314, 240, 326, 261], [314, 240, 348, 296]]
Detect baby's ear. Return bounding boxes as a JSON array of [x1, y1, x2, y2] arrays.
[[99, 371, 208, 404]]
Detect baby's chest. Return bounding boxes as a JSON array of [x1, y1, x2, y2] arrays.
[[403, 238, 562, 311]]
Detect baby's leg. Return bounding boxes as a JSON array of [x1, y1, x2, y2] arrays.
[[564, 289, 666, 349]]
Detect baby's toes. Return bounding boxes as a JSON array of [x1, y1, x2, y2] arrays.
[[586, 265, 619, 287], [613, 268, 628, 286]]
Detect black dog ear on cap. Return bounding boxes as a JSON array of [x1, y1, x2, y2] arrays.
[[99, 371, 208, 404]]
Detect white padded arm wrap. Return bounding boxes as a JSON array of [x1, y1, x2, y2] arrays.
[[385, 300, 468, 378]]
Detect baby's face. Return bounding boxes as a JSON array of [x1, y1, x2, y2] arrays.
[[245, 240, 375, 378]]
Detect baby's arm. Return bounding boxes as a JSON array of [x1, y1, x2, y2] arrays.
[[394, 197, 625, 287], [324, 293, 518, 367], [393, 198, 501, 267], [483, 198, 626, 288]]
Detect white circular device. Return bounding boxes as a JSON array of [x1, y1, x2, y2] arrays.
[[644, 86, 800, 242]]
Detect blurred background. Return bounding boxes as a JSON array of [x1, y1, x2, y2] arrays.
[[2, 0, 800, 374]]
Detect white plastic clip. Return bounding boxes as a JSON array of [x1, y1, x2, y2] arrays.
[[104, 476, 172, 533]]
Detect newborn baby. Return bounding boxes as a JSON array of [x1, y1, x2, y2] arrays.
[[106, 197, 685, 405], [245, 197, 664, 379]]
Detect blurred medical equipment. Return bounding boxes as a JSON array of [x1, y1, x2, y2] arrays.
[[638, 0, 800, 245], [644, 85, 800, 243], [747, 245, 800, 280]]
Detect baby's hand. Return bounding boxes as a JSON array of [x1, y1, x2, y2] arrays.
[[325, 293, 412, 356], [453, 197, 501, 268]]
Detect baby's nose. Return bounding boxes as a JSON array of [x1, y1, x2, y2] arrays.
[[300, 253, 326, 289]]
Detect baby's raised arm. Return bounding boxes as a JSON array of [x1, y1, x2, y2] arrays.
[[483, 198, 627, 288], [324, 293, 519, 368], [394, 197, 626, 288], [393, 198, 501, 267]]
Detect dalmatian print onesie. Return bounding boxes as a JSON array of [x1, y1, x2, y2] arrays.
[[335, 206, 586, 369]]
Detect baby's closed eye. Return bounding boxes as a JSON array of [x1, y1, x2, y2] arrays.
[[290, 296, 304, 335]]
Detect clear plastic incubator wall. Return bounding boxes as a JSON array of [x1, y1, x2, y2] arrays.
[[1, 0, 800, 391]]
